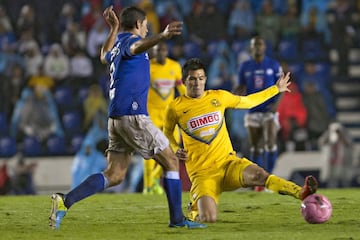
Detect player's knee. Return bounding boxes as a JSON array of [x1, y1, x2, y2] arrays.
[[104, 171, 127, 186]]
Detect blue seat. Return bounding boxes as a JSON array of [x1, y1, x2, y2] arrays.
[[0, 137, 17, 157], [0, 112, 8, 135], [54, 86, 73, 110], [183, 41, 201, 58], [62, 111, 82, 136], [22, 136, 41, 156], [78, 87, 89, 104], [70, 134, 84, 154], [301, 39, 324, 61], [278, 39, 298, 61], [46, 136, 66, 155]]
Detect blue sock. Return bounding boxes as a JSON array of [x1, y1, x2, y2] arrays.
[[64, 173, 107, 209], [250, 150, 264, 168], [265, 150, 278, 173], [163, 173, 184, 224]]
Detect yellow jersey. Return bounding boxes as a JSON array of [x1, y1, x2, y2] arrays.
[[148, 57, 185, 111], [164, 86, 279, 178]]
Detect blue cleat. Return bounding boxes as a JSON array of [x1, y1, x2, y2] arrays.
[[49, 193, 68, 230], [169, 218, 207, 229]]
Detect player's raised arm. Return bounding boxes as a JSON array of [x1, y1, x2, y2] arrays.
[[130, 21, 183, 55], [100, 6, 119, 64]]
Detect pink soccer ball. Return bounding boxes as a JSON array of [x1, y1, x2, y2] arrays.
[[301, 194, 332, 224]]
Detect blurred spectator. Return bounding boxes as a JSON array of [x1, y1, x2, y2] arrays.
[[302, 81, 331, 149], [10, 87, 64, 143], [69, 49, 94, 89], [0, 162, 11, 195], [255, 0, 281, 49], [207, 41, 237, 91], [81, 0, 103, 33], [277, 81, 308, 151], [22, 40, 44, 78], [0, 21, 16, 51], [318, 122, 354, 188], [58, 2, 80, 35], [201, 2, 226, 42], [326, 0, 359, 77], [227, 0, 254, 40], [86, 19, 108, 77], [71, 110, 107, 189], [61, 21, 86, 57], [0, 64, 26, 118], [227, 109, 249, 156], [16, 5, 37, 39], [185, 1, 206, 46], [71, 139, 107, 190], [297, 61, 335, 117], [0, 5, 13, 31], [300, 4, 329, 43], [43, 43, 70, 86], [86, 19, 108, 59], [158, 2, 184, 35], [280, 3, 300, 40], [27, 65, 55, 91], [83, 84, 107, 131], [12, 154, 37, 195], [139, 1, 160, 35]]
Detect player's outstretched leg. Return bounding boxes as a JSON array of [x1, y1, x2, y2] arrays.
[[49, 193, 67, 230], [300, 175, 318, 200]]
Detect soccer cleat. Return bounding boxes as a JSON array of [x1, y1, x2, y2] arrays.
[[300, 175, 318, 200], [49, 193, 68, 230], [169, 218, 207, 229]]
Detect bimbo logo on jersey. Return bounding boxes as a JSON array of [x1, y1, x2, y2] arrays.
[[187, 111, 221, 131]]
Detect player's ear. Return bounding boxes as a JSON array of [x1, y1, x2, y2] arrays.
[[135, 20, 141, 29]]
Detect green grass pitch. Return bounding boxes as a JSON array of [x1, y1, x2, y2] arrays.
[[0, 189, 359, 240]]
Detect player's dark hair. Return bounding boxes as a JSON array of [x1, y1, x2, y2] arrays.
[[182, 58, 205, 81], [120, 6, 146, 31]]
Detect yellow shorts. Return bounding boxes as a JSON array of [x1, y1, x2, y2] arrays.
[[189, 155, 253, 211]]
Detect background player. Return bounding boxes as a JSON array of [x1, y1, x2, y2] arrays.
[[49, 6, 205, 230], [143, 41, 185, 195], [234, 36, 283, 190], [164, 58, 317, 223]]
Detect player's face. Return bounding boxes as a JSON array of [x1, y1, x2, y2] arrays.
[[139, 18, 148, 38], [185, 69, 207, 98], [153, 43, 168, 64], [250, 38, 266, 58]]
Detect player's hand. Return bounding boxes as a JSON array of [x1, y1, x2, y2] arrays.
[[161, 21, 183, 39], [175, 148, 188, 161], [276, 72, 291, 93], [103, 6, 119, 30]]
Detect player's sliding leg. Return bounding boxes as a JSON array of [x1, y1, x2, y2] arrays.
[[265, 174, 318, 200]]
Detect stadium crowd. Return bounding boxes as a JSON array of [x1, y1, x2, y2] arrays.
[[0, 0, 359, 193]]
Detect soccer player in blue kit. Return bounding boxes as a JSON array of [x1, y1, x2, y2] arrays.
[[49, 5, 205, 230], [234, 36, 283, 191]]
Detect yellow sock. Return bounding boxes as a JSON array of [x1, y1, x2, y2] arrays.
[[151, 164, 163, 180], [265, 175, 302, 199], [144, 159, 156, 189]]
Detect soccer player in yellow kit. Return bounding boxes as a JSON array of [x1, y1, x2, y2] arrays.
[[143, 41, 186, 194], [163, 58, 318, 223]]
